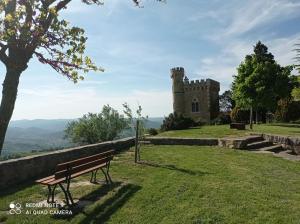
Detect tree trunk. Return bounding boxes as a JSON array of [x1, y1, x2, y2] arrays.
[[249, 106, 253, 129], [134, 120, 139, 163], [255, 110, 258, 124], [0, 68, 22, 155]]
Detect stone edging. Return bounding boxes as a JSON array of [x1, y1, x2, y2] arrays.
[[145, 137, 219, 146]]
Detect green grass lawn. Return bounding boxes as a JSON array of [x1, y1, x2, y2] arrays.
[[158, 124, 300, 138], [1, 145, 300, 223]]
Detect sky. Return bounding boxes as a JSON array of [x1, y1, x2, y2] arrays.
[[1, 0, 300, 120]]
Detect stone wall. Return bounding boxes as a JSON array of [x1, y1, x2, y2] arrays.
[[262, 134, 300, 155], [0, 137, 135, 190], [146, 137, 218, 146]]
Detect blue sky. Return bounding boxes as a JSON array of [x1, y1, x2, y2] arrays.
[[1, 0, 300, 120]]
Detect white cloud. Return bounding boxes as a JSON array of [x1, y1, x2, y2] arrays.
[[222, 0, 300, 38], [196, 32, 300, 94]]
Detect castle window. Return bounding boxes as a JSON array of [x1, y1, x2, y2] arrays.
[[191, 99, 199, 113]]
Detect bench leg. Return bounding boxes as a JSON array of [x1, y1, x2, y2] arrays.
[[90, 170, 99, 183], [47, 185, 57, 203], [59, 181, 74, 206], [106, 162, 113, 184], [100, 168, 109, 184], [100, 162, 112, 185], [90, 171, 94, 183]]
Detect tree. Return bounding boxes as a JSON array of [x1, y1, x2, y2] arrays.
[[0, 0, 162, 155], [292, 76, 300, 101], [219, 90, 235, 112], [232, 41, 295, 128], [160, 112, 196, 131], [65, 105, 129, 144], [123, 102, 148, 163]]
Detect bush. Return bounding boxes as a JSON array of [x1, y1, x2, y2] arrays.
[[160, 113, 196, 131], [275, 99, 300, 122], [230, 107, 249, 123], [148, 128, 158, 135], [65, 105, 129, 144], [211, 112, 231, 125]]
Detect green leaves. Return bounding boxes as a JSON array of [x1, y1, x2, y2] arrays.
[[0, 0, 103, 81], [232, 41, 295, 112], [65, 105, 129, 144]]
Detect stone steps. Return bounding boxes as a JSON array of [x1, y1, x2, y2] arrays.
[[246, 135, 264, 144], [247, 140, 273, 150], [252, 144, 283, 153]]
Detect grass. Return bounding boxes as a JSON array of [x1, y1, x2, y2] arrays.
[[158, 124, 300, 138], [1, 145, 300, 223]]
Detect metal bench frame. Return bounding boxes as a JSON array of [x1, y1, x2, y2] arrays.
[[39, 154, 113, 206]]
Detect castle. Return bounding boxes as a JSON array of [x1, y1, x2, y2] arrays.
[[171, 67, 220, 122]]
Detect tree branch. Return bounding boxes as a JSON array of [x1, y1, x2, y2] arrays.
[[0, 42, 8, 65]]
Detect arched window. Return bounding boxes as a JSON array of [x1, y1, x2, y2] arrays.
[[191, 99, 199, 113]]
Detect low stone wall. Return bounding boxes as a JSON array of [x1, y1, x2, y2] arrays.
[[0, 137, 135, 190], [262, 134, 300, 155], [218, 138, 248, 149], [146, 137, 218, 146], [218, 135, 263, 149]]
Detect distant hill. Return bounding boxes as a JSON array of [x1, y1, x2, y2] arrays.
[[9, 119, 74, 131], [2, 117, 164, 156]]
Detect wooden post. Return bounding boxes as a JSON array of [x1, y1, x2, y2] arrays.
[[135, 120, 139, 163]]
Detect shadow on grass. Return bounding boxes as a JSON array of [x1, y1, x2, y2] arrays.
[[139, 161, 211, 176], [53, 182, 141, 224], [0, 180, 35, 198], [78, 183, 141, 224]]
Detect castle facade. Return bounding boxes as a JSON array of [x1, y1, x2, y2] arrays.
[[171, 67, 220, 122]]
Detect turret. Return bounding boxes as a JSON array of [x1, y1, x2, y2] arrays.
[[171, 67, 185, 115]]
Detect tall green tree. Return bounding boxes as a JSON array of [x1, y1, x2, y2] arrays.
[[232, 41, 295, 128], [0, 0, 161, 155]]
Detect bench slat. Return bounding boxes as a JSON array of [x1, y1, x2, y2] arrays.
[[55, 149, 114, 172], [44, 162, 107, 185], [36, 175, 55, 184], [55, 156, 112, 179]]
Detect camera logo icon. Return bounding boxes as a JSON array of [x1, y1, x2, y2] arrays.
[[9, 202, 22, 214]]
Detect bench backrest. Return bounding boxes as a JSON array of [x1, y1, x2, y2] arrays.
[[54, 149, 115, 179]]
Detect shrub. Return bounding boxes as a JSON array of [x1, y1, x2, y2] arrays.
[[65, 105, 129, 144], [230, 107, 249, 123], [160, 113, 196, 131], [148, 128, 158, 135], [211, 112, 231, 125], [275, 99, 300, 122]]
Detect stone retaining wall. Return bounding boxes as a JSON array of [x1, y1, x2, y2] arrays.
[[0, 137, 135, 190], [262, 134, 300, 155], [146, 137, 218, 146]]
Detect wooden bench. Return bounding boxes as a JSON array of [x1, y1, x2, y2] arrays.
[[36, 149, 115, 206], [230, 123, 246, 130]]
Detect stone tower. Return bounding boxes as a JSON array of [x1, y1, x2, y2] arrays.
[[171, 67, 185, 114], [170, 67, 220, 123]]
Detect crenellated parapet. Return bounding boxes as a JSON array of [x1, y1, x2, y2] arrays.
[[170, 66, 220, 122], [183, 77, 220, 92], [170, 67, 184, 79]]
